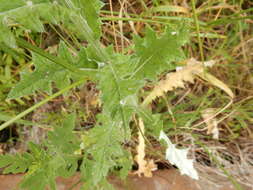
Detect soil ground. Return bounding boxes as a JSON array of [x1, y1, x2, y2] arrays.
[[0, 168, 251, 190]]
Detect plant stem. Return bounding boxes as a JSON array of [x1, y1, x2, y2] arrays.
[[16, 38, 93, 75], [191, 0, 205, 62], [0, 79, 85, 131]]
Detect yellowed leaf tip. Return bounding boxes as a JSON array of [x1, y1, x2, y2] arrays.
[[197, 72, 234, 98]]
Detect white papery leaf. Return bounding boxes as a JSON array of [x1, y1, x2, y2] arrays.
[[159, 131, 199, 180]]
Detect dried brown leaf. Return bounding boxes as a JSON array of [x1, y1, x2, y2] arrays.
[[142, 58, 204, 106], [134, 118, 157, 177], [197, 72, 234, 98], [201, 108, 219, 139], [142, 58, 234, 106]]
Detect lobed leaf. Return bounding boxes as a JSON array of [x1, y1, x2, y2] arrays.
[[133, 25, 189, 80], [0, 114, 80, 190], [81, 113, 132, 188], [7, 42, 92, 99]]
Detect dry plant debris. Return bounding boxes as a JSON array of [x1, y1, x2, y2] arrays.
[[201, 108, 219, 139], [134, 118, 157, 177], [142, 58, 234, 107]]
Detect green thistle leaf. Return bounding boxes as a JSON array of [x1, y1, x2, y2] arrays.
[[7, 42, 92, 99], [133, 25, 189, 80]]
